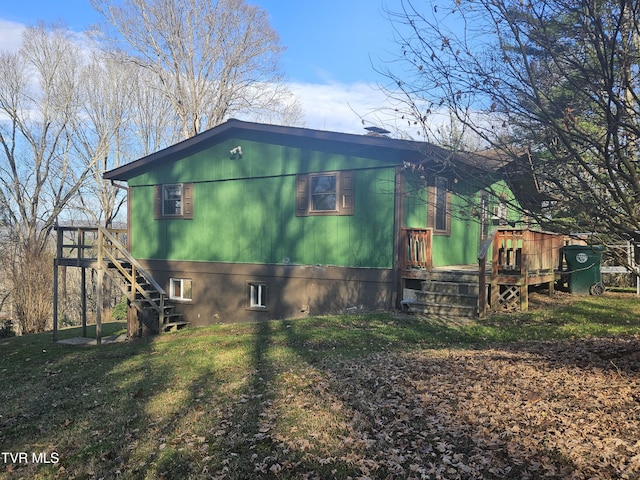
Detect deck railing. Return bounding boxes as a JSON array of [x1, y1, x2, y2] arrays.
[[55, 226, 128, 264], [401, 228, 432, 271], [478, 228, 563, 316]]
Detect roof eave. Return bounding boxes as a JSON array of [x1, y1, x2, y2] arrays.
[[103, 119, 429, 182]]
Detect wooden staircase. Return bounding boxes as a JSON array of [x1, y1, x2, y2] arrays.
[[401, 269, 481, 318], [98, 227, 188, 334]]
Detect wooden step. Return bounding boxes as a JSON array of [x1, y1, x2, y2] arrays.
[[401, 300, 477, 318], [426, 271, 481, 283], [422, 280, 480, 295], [415, 290, 478, 307], [161, 321, 189, 332]]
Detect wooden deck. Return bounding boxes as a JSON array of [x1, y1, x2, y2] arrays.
[[400, 228, 564, 316]]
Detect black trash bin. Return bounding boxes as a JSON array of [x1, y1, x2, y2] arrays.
[[563, 245, 606, 295]]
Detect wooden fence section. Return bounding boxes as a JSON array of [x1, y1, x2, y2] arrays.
[[479, 229, 563, 316]]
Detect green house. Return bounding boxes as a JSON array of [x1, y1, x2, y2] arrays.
[[103, 119, 531, 326]]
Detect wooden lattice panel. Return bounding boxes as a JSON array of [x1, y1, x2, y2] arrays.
[[496, 285, 520, 312]]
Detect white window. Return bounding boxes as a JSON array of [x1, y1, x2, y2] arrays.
[[310, 174, 338, 212], [154, 183, 193, 220], [169, 278, 192, 301], [248, 282, 267, 310], [296, 170, 354, 216], [163, 184, 183, 216], [492, 202, 508, 225]]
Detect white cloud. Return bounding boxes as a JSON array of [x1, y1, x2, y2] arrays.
[[0, 19, 25, 52], [288, 81, 409, 136]]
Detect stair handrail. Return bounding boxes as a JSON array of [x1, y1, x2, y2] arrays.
[[477, 228, 499, 318], [98, 226, 166, 297]]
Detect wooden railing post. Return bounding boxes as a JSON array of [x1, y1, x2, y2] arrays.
[[400, 228, 432, 271], [159, 295, 166, 332], [96, 228, 103, 346], [520, 230, 530, 312], [477, 229, 498, 318]]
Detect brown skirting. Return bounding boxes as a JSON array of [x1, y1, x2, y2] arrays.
[[137, 260, 396, 325]]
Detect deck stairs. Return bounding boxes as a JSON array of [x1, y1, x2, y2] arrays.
[[99, 227, 188, 333], [402, 269, 482, 318]]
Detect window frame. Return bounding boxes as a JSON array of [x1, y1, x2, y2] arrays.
[[247, 282, 268, 311], [296, 170, 354, 216], [154, 183, 194, 220], [169, 277, 192, 302], [427, 176, 452, 236], [162, 184, 183, 216], [492, 200, 509, 225]]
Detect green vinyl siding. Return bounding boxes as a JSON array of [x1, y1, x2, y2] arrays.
[[130, 167, 397, 268], [127, 137, 395, 187], [402, 174, 526, 267]]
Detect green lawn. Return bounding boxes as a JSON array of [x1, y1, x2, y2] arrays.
[[1, 292, 640, 479]]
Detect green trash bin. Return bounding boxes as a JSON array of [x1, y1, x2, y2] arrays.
[[563, 245, 606, 295]]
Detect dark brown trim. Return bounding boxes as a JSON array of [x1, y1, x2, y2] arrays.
[[394, 166, 404, 309]]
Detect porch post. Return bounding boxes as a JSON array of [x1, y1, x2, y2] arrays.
[[52, 257, 58, 342], [81, 267, 87, 337], [520, 230, 530, 312], [96, 228, 103, 346], [52, 227, 63, 342]]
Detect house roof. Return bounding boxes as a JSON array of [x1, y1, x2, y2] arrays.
[[102, 118, 505, 181]]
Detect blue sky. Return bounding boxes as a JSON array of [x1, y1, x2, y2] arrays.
[[0, 0, 406, 133], [1, 0, 398, 84]]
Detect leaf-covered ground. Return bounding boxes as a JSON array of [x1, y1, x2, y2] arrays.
[[212, 336, 640, 479], [310, 337, 640, 479]]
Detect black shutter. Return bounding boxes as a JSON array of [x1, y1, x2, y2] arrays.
[[154, 185, 162, 220], [340, 170, 354, 215], [183, 183, 194, 219], [296, 175, 309, 216]]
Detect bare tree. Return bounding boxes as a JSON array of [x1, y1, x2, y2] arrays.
[[128, 66, 182, 157], [91, 0, 302, 139], [72, 52, 135, 227], [383, 0, 640, 242], [0, 24, 97, 333]]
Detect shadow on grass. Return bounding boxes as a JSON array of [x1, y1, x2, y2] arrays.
[[1, 323, 244, 479]]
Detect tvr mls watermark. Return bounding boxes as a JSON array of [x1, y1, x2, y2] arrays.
[[2, 452, 60, 464]]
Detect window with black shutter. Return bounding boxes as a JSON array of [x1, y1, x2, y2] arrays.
[[154, 183, 194, 220], [295, 170, 354, 216]]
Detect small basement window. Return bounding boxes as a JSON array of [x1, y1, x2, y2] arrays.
[[169, 278, 192, 301], [247, 282, 268, 311]]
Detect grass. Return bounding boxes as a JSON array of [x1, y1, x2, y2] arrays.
[[1, 292, 640, 479]]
